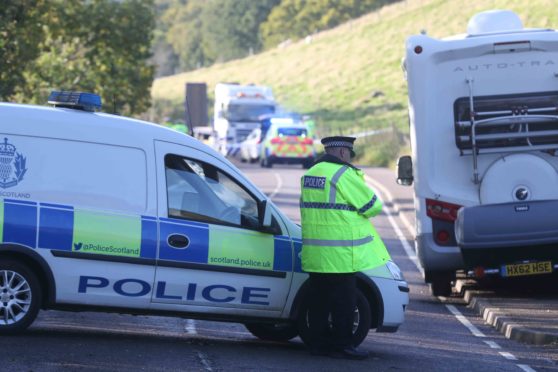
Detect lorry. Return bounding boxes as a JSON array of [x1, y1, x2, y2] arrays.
[[213, 83, 277, 156], [398, 10, 558, 296]]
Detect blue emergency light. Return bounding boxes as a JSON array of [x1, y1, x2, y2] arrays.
[[47, 91, 102, 112]]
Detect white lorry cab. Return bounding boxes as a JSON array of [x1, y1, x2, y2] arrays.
[[0, 91, 408, 346], [399, 10, 558, 296], [213, 83, 276, 157]]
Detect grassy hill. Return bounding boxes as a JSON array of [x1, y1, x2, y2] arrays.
[[151, 0, 557, 165]]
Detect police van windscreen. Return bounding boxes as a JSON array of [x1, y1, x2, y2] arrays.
[[278, 127, 307, 137], [226, 104, 275, 122]]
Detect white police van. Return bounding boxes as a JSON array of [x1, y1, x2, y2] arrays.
[[0, 92, 408, 346]]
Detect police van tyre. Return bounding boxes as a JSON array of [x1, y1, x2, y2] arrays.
[[244, 322, 299, 342], [0, 260, 42, 334], [297, 289, 372, 348]]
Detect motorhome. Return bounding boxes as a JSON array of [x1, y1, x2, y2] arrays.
[[398, 10, 558, 295], [213, 83, 276, 156]]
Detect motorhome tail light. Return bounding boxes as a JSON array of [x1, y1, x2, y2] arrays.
[[426, 199, 461, 222], [270, 137, 282, 144], [435, 230, 450, 244], [473, 266, 485, 278]]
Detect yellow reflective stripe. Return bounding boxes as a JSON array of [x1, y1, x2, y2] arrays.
[[303, 235, 373, 247], [209, 225, 274, 270], [73, 210, 142, 257]]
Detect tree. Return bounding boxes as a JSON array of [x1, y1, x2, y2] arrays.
[[201, 0, 280, 63], [260, 0, 394, 49], [0, 0, 49, 100], [163, 0, 208, 71], [15, 0, 156, 116]]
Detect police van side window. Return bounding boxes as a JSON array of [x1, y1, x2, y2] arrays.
[[165, 154, 261, 229]]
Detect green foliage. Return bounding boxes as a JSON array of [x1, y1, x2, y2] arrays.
[[6, 0, 155, 117], [260, 0, 393, 48], [159, 0, 279, 71], [0, 0, 49, 100], [201, 0, 280, 62], [163, 0, 207, 71]]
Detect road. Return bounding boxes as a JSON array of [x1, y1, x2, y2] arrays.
[[1, 162, 556, 371]]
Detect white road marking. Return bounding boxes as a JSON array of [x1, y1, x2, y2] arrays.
[[517, 364, 537, 372], [483, 340, 501, 349], [269, 172, 283, 199], [499, 352, 518, 361], [185, 319, 197, 334], [446, 304, 486, 337], [365, 173, 537, 370], [196, 351, 213, 371], [365, 175, 415, 238]]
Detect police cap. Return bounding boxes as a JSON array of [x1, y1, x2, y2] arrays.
[[321, 136, 356, 158]]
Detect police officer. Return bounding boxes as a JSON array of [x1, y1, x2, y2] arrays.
[[300, 136, 390, 360]]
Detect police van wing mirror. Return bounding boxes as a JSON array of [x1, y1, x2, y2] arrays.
[[397, 155, 413, 186], [258, 199, 273, 228]]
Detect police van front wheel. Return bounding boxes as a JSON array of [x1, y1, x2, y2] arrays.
[[297, 289, 372, 348], [0, 260, 42, 335], [244, 322, 299, 342]]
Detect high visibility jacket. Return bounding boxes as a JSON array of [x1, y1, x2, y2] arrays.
[[300, 156, 391, 273]]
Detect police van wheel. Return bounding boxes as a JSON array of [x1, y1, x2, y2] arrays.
[[0, 260, 42, 334], [244, 322, 298, 342], [297, 289, 372, 348]]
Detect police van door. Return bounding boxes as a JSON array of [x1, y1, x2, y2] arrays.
[[152, 141, 293, 317]]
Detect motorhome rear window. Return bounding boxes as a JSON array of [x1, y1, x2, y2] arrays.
[[454, 91, 558, 153]]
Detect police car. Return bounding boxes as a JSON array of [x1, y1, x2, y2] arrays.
[[260, 120, 316, 169], [0, 92, 408, 347]]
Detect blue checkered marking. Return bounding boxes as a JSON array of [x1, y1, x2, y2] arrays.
[[293, 239, 302, 272], [140, 216, 157, 259], [39, 204, 74, 251], [159, 220, 209, 263], [273, 236, 292, 271], [4, 199, 37, 248]]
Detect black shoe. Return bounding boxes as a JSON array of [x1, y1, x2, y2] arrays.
[[330, 346, 368, 360]]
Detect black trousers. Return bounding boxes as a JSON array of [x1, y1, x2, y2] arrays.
[[307, 272, 356, 350]]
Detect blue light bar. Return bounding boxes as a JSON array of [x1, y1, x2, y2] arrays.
[[47, 91, 102, 112]]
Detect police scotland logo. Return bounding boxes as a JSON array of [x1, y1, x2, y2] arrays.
[[0, 138, 27, 189]]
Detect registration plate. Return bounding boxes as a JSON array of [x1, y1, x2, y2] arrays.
[[502, 261, 553, 277]]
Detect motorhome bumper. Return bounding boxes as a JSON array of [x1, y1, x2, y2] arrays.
[[455, 200, 558, 249]]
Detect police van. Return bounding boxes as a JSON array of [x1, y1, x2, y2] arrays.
[[0, 91, 408, 346]]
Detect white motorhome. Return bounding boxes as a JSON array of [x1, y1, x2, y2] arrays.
[[213, 83, 276, 156], [398, 10, 558, 295]]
